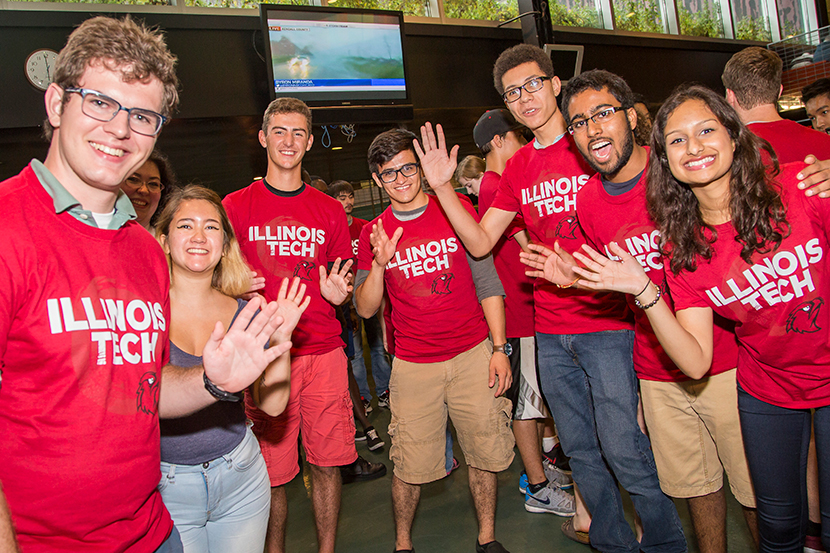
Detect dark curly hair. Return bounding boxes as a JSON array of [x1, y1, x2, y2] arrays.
[[492, 44, 554, 96], [647, 84, 789, 274]]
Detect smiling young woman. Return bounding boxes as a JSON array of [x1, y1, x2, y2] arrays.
[[561, 84, 830, 552], [153, 184, 308, 552]]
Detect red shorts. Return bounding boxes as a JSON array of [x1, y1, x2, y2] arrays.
[[245, 347, 357, 486]]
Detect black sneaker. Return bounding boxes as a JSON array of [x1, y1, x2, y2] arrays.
[[365, 426, 385, 451], [475, 540, 510, 553], [544, 442, 572, 474], [362, 397, 373, 415], [378, 390, 390, 408], [340, 455, 387, 484], [355, 430, 367, 442]]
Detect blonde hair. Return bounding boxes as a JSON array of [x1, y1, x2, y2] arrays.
[[155, 184, 251, 297], [454, 155, 485, 183]]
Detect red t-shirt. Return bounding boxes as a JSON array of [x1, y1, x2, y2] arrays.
[[349, 217, 368, 257], [749, 120, 830, 165], [357, 196, 489, 362], [577, 154, 738, 382], [0, 165, 173, 552], [490, 137, 632, 334], [668, 163, 830, 408], [478, 170, 535, 338], [223, 181, 352, 356]]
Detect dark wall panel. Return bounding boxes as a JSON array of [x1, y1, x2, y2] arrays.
[[0, 9, 751, 195]]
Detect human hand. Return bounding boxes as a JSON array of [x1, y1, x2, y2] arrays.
[[202, 296, 292, 393], [319, 258, 354, 305], [369, 219, 403, 267], [571, 242, 651, 295], [271, 277, 311, 343], [519, 241, 579, 285], [239, 270, 266, 301], [489, 349, 512, 397], [413, 122, 459, 192]]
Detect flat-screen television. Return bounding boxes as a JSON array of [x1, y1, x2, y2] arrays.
[[260, 4, 414, 125]]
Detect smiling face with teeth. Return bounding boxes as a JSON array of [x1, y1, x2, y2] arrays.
[[259, 111, 313, 186], [372, 149, 428, 212], [43, 61, 164, 214], [121, 159, 162, 229], [664, 99, 735, 196], [567, 87, 638, 180], [162, 199, 226, 278]]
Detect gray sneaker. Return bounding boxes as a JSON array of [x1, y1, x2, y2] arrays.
[[543, 458, 573, 489], [524, 482, 576, 516]]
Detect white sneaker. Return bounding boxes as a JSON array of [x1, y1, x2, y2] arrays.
[[524, 482, 576, 516], [543, 458, 574, 489]]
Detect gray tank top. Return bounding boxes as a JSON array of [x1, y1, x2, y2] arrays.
[[159, 299, 248, 465]]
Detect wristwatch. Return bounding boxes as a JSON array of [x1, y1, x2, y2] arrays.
[[493, 343, 513, 356]]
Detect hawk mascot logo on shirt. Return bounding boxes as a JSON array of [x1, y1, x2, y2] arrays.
[[785, 297, 824, 334]]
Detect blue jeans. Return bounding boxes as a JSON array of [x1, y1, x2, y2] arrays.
[[154, 527, 183, 553], [351, 311, 392, 399], [158, 427, 271, 553], [536, 330, 686, 553], [738, 385, 830, 552]]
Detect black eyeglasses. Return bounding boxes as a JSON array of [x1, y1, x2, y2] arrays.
[[377, 162, 420, 184], [64, 87, 167, 137], [567, 106, 626, 135], [502, 76, 551, 104]]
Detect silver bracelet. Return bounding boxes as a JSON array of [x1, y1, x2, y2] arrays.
[[634, 283, 662, 310]]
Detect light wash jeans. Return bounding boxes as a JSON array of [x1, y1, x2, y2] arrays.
[[158, 426, 270, 553], [536, 330, 686, 553], [351, 311, 392, 400]]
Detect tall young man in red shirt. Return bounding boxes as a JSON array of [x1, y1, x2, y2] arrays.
[[473, 109, 576, 516], [417, 44, 685, 553], [0, 16, 290, 553], [559, 69, 757, 553], [223, 98, 355, 553], [354, 129, 515, 553]]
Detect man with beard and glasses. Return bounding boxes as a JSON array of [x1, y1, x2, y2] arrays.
[[416, 44, 685, 553], [555, 69, 757, 553]]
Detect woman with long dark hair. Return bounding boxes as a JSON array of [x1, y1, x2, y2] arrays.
[[525, 84, 830, 552]]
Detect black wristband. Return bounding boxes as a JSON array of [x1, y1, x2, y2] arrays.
[[203, 372, 243, 402]]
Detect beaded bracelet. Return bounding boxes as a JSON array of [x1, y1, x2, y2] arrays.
[[634, 283, 662, 310]]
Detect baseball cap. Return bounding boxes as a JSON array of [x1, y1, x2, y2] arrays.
[[473, 109, 522, 150]]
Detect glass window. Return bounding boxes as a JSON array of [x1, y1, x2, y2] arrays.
[[549, 0, 604, 29], [731, 0, 772, 40], [325, 0, 432, 17], [442, 0, 518, 21], [612, 0, 666, 33], [776, 0, 808, 37], [677, 0, 725, 37]]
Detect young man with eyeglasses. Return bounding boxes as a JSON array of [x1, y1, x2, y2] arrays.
[[222, 97, 357, 553], [0, 15, 292, 553], [353, 128, 515, 553], [557, 69, 758, 553], [416, 44, 685, 553]]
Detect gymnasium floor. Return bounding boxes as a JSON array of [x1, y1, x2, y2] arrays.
[[282, 404, 756, 553]]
